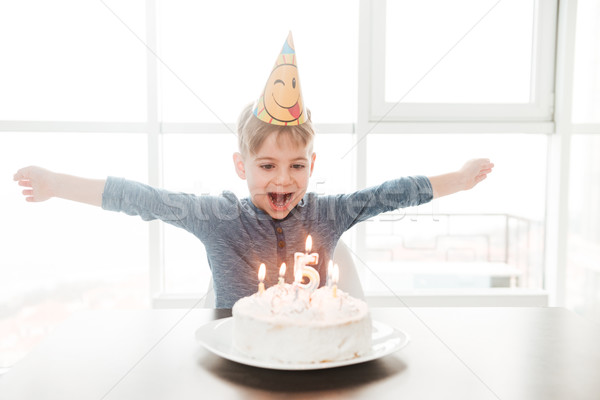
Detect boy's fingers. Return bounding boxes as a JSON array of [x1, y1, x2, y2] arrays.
[[14, 166, 34, 181], [18, 180, 32, 188], [14, 168, 24, 179], [22, 189, 33, 196]]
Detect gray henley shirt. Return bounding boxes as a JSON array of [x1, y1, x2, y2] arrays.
[[102, 176, 433, 307]]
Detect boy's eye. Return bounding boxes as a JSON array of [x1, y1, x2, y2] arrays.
[[291, 164, 306, 169], [260, 164, 275, 170]]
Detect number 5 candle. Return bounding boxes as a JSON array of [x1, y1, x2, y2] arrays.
[[293, 235, 320, 292]]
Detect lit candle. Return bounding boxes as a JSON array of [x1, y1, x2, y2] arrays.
[[258, 263, 266, 294], [332, 263, 339, 298], [327, 260, 334, 287], [278, 263, 286, 285], [293, 235, 320, 291], [304, 235, 319, 264]]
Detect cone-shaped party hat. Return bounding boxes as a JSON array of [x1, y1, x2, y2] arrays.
[[253, 32, 307, 125]]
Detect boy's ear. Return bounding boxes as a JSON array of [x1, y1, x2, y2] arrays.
[[309, 152, 316, 177], [233, 152, 247, 180]]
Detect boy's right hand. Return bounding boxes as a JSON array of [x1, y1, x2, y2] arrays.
[[13, 166, 55, 202]]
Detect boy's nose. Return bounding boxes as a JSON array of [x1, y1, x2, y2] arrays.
[[275, 169, 292, 186]]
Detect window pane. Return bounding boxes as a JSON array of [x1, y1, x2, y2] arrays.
[[161, 132, 355, 294], [366, 133, 547, 218], [311, 134, 355, 195], [385, 0, 535, 103], [0, 132, 149, 368], [158, 0, 358, 124], [567, 135, 600, 322], [363, 133, 547, 292], [162, 134, 242, 293], [0, 1, 147, 121], [572, 0, 600, 123]]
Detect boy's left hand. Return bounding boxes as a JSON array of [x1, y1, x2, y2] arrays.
[[459, 158, 494, 190], [429, 158, 494, 199]]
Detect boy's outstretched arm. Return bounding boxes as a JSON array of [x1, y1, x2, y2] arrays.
[[13, 166, 106, 206], [428, 158, 494, 199]]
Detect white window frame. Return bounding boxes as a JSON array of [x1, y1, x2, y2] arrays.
[[101, 0, 578, 307], [367, 0, 558, 125], [2, 0, 593, 309]]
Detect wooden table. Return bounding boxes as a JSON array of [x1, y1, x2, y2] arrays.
[[1, 307, 599, 399]]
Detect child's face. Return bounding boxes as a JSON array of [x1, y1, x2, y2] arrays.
[[234, 132, 316, 220]]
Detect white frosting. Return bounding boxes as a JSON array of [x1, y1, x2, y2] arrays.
[[232, 284, 372, 364]]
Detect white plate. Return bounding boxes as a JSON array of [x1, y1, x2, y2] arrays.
[[195, 317, 410, 370]]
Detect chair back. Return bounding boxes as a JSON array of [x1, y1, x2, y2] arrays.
[[333, 240, 365, 300]]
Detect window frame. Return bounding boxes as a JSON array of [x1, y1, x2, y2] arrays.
[[2, 0, 597, 310], [367, 0, 558, 125]]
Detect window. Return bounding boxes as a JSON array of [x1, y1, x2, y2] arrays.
[[567, 135, 600, 319], [368, 0, 557, 122], [157, 0, 358, 124], [362, 133, 547, 293], [0, 0, 150, 369], [0, 131, 149, 368], [365, 134, 547, 218], [572, 0, 600, 123], [355, 0, 557, 298], [566, 0, 600, 321], [0, 1, 147, 122]]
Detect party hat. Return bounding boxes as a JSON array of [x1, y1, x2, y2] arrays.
[[253, 32, 307, 125]]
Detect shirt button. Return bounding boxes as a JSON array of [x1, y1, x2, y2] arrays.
[[278, 240, 285, 248], [276, 227, 283, 234]]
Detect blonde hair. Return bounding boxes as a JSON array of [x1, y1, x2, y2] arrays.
[[236, 103, 315, 156]]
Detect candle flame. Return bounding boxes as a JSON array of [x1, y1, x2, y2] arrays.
[[305, 235, 312, 253], [328, 260, 334, 283], [258, 263, 266, 282], [279, 262, 286, 277]]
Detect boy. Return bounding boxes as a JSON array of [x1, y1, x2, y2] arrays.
[[13, 33, 493, 308]]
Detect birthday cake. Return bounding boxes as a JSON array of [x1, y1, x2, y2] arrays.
[[232, 283, 372, 364]]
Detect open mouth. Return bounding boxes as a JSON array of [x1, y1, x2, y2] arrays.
[[268, 192, 294, 211]]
